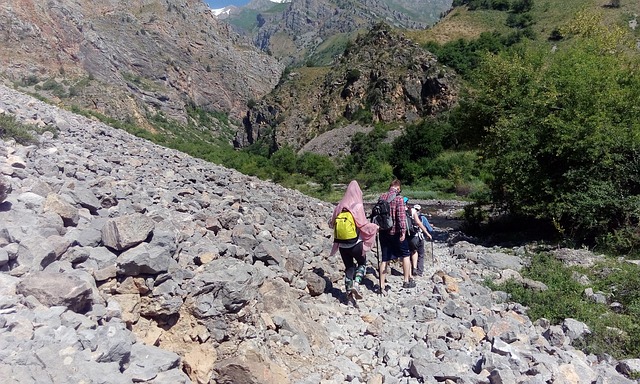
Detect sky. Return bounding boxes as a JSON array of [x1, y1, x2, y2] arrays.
[[204, 0, 251, 8]]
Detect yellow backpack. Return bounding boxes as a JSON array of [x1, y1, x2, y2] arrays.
[[334, 209, 359, 244]]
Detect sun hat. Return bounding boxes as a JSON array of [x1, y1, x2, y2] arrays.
[[413, 204, 421, 211]]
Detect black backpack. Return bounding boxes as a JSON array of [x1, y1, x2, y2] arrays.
[[370, 193, 396, 231], [406, 209, 419, 238]]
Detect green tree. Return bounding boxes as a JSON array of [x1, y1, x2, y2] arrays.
[[270, 146, 297, 174], [390, 119, 448, 183], [298, 152, 337, 190], [473, 32, 640, 248]]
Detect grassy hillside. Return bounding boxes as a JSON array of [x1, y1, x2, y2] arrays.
[[409, 0, 640, 46]]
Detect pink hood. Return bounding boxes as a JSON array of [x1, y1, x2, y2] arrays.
[[329, 180, 379, 256]]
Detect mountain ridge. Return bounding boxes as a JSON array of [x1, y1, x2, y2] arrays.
[[0, 0, 282, 132]]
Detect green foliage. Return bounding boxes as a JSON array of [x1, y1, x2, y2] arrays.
[[357, 159, 395, 190], [494, 256, 594, 324], [390, 119, 448, 184], [40, 78, 67, 98], [424, 31, 522, 77], [16, 75, 39, 87], [297, 152, 337, 191], [349, 126, 390, 163], [505, 12, 533, 29], [469, 31, 640, 248], [345, 68, 361, 84], [270, 145, 297, 174], [0, 113, 39, 145], [490, 253, 640, 359]]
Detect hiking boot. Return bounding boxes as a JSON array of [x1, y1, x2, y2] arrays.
[[402, 280, 416, 289], [345, 277, 353, 293], [375, 284, 391, 296], [350, 283, 363, 300]]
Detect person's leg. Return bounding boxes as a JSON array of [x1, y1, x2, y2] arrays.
[[379, 260, 387, 290], [353, 242, 366, 285], [340, 248, 355, 292], [379, 233, 393, 292], [398, 236, 415, 287], [409, 237, 418, 275], [411, 251, 418, 271]]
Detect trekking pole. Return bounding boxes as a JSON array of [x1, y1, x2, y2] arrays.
[[376, 233, 382, 294], [431, 237, 435, 263]]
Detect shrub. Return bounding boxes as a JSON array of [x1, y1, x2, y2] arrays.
[[490, 253, 640, 359], [0, 113, 38, 145], [472, 28, 640, 249]]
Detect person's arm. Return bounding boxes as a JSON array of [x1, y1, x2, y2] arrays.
[[414, 211, 431, 239], [421, 215, 434, 236]]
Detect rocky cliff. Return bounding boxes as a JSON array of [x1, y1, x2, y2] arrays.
[[0, 0, 283, 130], [237, 23, 458, 153], [226, 0, 453, 66], [2, 85, 639, 383]]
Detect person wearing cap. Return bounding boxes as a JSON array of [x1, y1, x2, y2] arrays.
[[411, 204, 433, 276]]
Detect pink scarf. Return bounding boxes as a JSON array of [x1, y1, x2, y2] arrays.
[[329, 180, 379, 256]]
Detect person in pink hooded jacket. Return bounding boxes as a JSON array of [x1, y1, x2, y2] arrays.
[[329, 180, 379, 298]]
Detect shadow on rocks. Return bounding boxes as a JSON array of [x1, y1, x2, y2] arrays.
[[0, 201, 11, 212]]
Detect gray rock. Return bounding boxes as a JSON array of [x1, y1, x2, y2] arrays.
[[61, 183, 101, 214], [124, 342, 181, 382], [562, 318, 591, 342], [94, 322, 135, 367], [102, 213, 155, 251], [15, 235, 58, 271], [189, 258, 264, 318], [43, 193, 79, 227], [117, 243, 178, 276], [0, 175, 11, 203], [16, 271, 93, 313], [304, 271, 326, 296], [253, 240, 284, 266], [617, 358, 640, 377]]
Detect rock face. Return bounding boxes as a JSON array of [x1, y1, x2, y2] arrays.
[[0, 0, 283, 125], [226, 0, 453, 66], [237, 23, 459, 152], [1, 84, 638, 383]]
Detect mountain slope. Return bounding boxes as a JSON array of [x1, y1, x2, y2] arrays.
[[236, 23, 459, 152], [0, 0, 283, 132], [225, 0, 453, 65]]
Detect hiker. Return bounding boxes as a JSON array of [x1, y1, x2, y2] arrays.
[[408, 203, 433, 277], [376, 179, 415, 292], [329, 180, 379, 299]]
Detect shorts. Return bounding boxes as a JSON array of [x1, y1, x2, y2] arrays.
[[379, 231, 410, 262]]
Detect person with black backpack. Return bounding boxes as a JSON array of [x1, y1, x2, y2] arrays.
[[329, 180, 379, 300], [373, 179, 415, 293]]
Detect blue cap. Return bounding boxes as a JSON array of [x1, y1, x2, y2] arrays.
[[403, 197, 409, 203]]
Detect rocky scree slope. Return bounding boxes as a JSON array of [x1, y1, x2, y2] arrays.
[[1, 84, 639, 384], [236, 24, 458, 154], [0, 0, 282, 128]]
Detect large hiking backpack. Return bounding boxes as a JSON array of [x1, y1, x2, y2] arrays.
[[370, 193, 395, 231], [334, 209, 359, 244], [406, 210, 419, 238]]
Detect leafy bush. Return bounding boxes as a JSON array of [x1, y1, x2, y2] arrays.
[[470, 27, 640, 249], [490, 253, 640, 359], [0, 113, 38, 145], [424, 31, 522, 77]]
